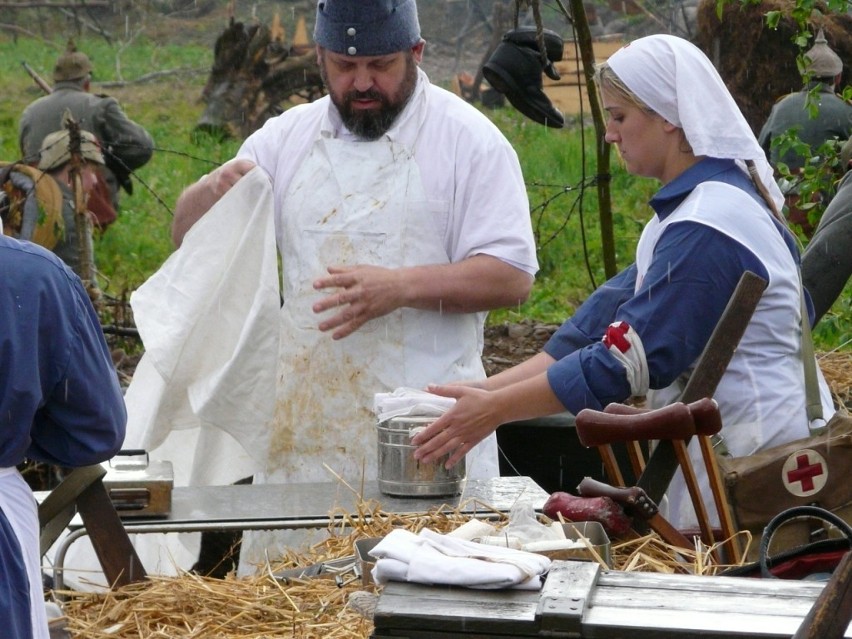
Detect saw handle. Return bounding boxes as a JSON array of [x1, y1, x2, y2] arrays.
[[576, 477, 658, 518], [575, 402, 694, 447]]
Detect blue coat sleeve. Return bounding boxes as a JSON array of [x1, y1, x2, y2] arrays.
[[28, 272, 127, 466], [543, 222, 769, 414], [0, 242, 126, 467]]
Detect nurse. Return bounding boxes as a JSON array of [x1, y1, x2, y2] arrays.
[[413, 34, 837, 530]]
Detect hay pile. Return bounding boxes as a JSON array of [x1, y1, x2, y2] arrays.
[[55, 498, 746, 639], [59, 573, 369, 639], [819, 349, 852, 411], [57, 501, 479, 638]]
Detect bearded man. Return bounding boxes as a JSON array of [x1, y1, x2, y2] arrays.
[[153, 0, 538, 572]]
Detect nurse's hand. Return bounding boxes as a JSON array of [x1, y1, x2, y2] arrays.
[[312, 264, 404, 339], [411, 384, 502, 469]]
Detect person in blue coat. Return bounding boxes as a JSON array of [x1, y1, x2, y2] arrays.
[[0, 230, 126, 639]]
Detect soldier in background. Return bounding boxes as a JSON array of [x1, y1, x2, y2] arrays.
[[19, 41, 154, 230], [757, 29, 852, 234], [37, 128, 107, 293], [758, 29, 851, 171]]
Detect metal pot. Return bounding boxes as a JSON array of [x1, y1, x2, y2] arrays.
[[376, 416, 465, 497]]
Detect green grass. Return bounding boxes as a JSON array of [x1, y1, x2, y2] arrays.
[[0, 33, 848, 352]]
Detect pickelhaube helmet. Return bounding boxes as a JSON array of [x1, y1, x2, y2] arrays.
[[803, 29, 842, 78], [53, 39, 93, 82]]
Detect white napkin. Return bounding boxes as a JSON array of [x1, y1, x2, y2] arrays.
[[373, 387, 456, 423], [370, 528, 551, 590]]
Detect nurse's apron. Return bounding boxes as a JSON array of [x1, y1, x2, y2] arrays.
[[0, 467, 49, 639], [240, 127, 499, 569], [638, 182, 833, 530]]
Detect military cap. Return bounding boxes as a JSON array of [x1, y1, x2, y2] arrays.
[[53, 40, 93, 82], [314, 0, 421, 57]]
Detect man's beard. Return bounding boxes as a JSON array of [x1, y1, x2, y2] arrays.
[[322, 55, 419, 140]]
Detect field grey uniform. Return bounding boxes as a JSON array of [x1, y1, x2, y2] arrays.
[[757, 31, 851, 172], [758, 81, 852, 170], [19, 80, 154, 209]]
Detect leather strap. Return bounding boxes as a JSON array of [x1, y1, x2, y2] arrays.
[[799, 274, 826, 431]]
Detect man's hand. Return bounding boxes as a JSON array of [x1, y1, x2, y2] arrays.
[[311, 256, 533, 340], [202, 158, 256, 201], [172, 158, 257, 246], [312, 264, 406, 339], [410, 384, 501, 469]]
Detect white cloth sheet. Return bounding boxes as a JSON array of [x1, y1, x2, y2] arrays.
[[370, 528, 551, 590], [54, 167, 282, 589], [123, 166, 281, 486]]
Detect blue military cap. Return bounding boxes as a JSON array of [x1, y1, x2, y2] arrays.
[[314, 0, 421, 57]]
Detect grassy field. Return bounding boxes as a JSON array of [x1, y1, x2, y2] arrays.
[[0, 31, 849, 352]]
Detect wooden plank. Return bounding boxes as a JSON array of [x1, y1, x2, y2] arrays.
[[373, 582, 541, 636], [76, 477, 147, 587], [583, 607, 838, 638], [598, 569, 826, 598], [372, 561, 852, 638], [39, 465, 106, 555], [542, 40, 623, 115], [592, 582, 817, 617]]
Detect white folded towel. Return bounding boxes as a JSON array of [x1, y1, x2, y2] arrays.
[[370, 528, 551, 590], [373, 387, 456, 423]]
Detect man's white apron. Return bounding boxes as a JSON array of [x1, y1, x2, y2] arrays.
[[240, 130, 499, 568]]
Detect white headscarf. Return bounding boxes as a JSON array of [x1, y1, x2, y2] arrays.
[[607, 34, 784, 211]]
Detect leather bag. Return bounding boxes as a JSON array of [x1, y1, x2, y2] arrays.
[[719, 411, 852, 558]]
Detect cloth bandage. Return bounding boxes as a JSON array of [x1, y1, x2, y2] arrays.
[[602, 321, 650, 397]]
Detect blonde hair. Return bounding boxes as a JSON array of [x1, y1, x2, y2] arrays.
[[594, 63, 654, 113], [594, 62, 693, 154]]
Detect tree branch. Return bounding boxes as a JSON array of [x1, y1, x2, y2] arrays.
[[96, 67, 210, 89], [0, 2, 108, 7]]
